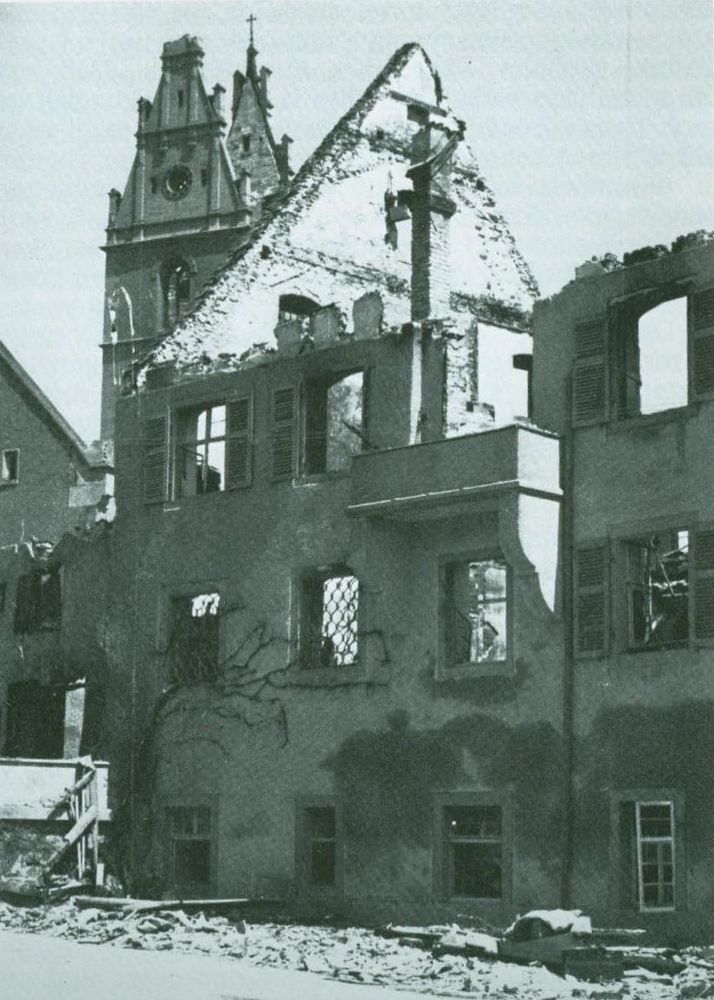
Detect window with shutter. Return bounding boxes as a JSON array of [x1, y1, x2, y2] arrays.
[[304, 370, 364, 475], [142, 416, 168, 505], [572, 318, 607, 425], [272, 387, 296, 480], [574, 545, 608, 655], [225, 397, 252, 489], [625, 530, 689, 649], [694, 528, 714, 639], [692, 288, 714, 398]]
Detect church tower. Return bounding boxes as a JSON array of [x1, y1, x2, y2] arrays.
[[100, 28, 290, 439]]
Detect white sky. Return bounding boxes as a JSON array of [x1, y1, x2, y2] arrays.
[[0, 0, 712, 442]]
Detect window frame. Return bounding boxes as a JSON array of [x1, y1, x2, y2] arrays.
[[571, 282, 714, 429], [171, 394, 253, 500], [164, 798, 218, 895], [437, 552, 513, 679], [298, 566, 360, 670], [295, 795, 342, 894], [300, 367, 366, 480], [623, 528, 690, 653], [609, 789, 685, 915], [1, 448, 20, 485], [433, 790, 512, 906]]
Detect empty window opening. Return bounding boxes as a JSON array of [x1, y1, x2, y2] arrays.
[[200, 167, 208, 187], [14, 567, 62, 635], [305, 371, 364, 475], [620, 296, 688, 416], [444, 560, 507, 666], [150, 176, 158, 194], [626, 530, 688, 648], [2, 680, 65, 758], [444, 804, 503, 899], [304, 806, 336, 886], [619, 800, 676, 912], [1, 449, 19, 484], [177, 404, 226, 496], [241, 133, 251, 154], [302, 572, 359, 668], [278, 294, 319, 333], [512, 353, 533, 419], [169, 592, 220, 683], [163, 260, 192, 330], [177, 89, 184, 109], [168, 806, 211, 888]]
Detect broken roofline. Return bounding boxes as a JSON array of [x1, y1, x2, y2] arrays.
[[131, 42, 535, 380]]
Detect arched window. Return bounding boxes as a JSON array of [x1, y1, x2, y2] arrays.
[[163, 260, 193, 330], [278, 294, 319, 331]]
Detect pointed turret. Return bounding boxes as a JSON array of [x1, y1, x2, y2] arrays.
[[226, 17, 291, 205]]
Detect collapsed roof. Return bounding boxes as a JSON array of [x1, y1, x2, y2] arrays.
[[137, 43, 538, 381]]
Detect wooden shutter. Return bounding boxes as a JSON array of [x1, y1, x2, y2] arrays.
[[272, 386, 296, 480], [225, 397, 252, 489], [142, 416, 168, 505], [694, 529, 714, 639], [692, 288, 714, 397], [572, 318, 608, 425], [574, 545, 608, 655]]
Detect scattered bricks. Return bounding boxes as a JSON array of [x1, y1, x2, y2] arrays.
[[353, 291, 383, 339]]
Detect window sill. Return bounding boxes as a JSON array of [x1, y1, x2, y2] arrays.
[[437, 659, 515, 681], [0, 480, 18, 487], [294, 470, 350, 486], [609, 402, 699, 434], [624, 640, 689, 655]]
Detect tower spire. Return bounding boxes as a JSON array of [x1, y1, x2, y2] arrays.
[[246, 13, 258, 80]]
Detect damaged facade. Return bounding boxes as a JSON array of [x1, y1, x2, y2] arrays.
[[7, 28, 713, 943], [108, 41, 563, 923]]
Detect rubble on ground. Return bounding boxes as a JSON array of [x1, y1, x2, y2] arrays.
[[0, 899, 712, 999]]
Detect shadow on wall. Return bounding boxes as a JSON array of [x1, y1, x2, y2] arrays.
[[323, 708, 565, 859]]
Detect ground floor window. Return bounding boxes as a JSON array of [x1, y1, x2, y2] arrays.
[[301, 570, 359, 668], [616, 794, 680, 912], [443, 803, 503, 899], [298, 800, 339, 889], [168, 805, 212, 888]]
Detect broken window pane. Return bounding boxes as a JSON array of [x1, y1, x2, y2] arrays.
[[445, 804, 503, 899], [169, 592, 220, 683], [445, 560, 508, 666], [178, 405, 227, 497], [302, 572, 359, 668], [305, 371, 364, 475], [305, 806, 336, 886], [626, 530, 688, 647]]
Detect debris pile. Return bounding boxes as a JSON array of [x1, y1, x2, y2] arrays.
[[0, 899, 712, 999]]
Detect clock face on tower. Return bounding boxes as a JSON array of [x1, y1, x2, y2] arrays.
[[164, 165, 193, 198]]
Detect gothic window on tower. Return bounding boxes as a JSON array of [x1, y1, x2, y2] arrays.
[[163, 261, 192, 330]]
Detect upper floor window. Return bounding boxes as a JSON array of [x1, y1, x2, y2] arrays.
[[625, 529, 689, 649], [304, 371, 364, 475], [617, 296, 688, 417], [278, 294, 319, 332], [573, 526, 714, 657], [1, 449, 19, 485], [443, 559, 508, 668], [14, 567, 62, 635], [571, 286, 714, 425], [300, 569, 359, 669], [174, 399, 252, 499], [169, 592, 221, 684]]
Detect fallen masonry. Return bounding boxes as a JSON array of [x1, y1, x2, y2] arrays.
[[0, 900, 713, 999]]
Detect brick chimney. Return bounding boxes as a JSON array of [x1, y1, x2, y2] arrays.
[[406, 107, 462, 321]]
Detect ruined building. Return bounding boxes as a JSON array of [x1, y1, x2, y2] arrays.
[[100, 31, 291, 439], [108, 41, 561, 923]]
